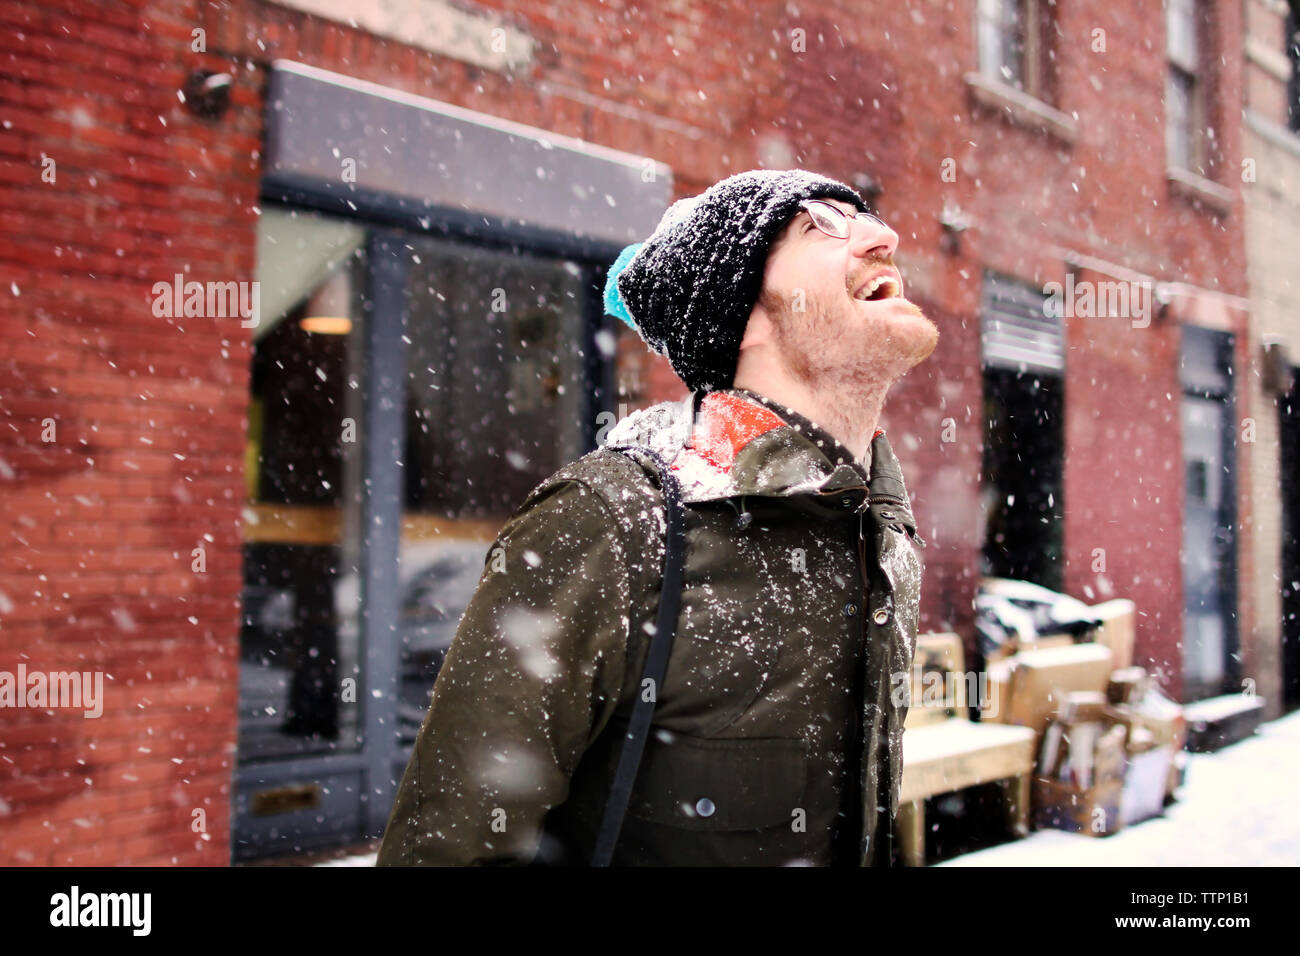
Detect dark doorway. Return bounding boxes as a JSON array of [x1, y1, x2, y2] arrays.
[[1281, 370, 1300, 711], [980, 369, 1066, 592]]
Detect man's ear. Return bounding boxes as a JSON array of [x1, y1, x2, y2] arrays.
[[739, 304, 773, 351]]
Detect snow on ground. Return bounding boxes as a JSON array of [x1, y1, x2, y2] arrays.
[[315, 848, 379, 866], [939, 708, 1300, 866], [317, 710, 1300, 867]]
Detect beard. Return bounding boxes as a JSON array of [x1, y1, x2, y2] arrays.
[[758, 283, 938, 391]]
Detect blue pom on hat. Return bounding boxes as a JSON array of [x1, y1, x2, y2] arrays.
[[603, 242, 643, 328]]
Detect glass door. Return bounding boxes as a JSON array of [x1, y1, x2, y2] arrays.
[[394, 236, 590, 748], [1179, 326, 1238, 701]]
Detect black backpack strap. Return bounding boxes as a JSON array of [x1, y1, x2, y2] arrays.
[[590, 446, 686, 867]]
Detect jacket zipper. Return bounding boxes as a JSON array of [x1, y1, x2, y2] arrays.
[[858, 508, 874, 589]]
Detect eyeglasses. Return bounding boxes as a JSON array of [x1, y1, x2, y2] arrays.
[[797, 199, 890, 239]]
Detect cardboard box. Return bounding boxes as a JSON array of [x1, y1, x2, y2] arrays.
[[1026, 633, 1076, 652], [1090, 599, 1136, 669], [1095, 724, 1129, 780], [1038, 721, 1062, 775], [1109, 688, 1186, 751], [1126, 725, 1157, 753], [981, 660, 1013, 723], [1033, 775, 1124, 836], [1120, 745, 1174, 825], [1107, 666, 1148, 705], [984, 632, 1075, 664], [1005, 644, 1114, 738], [1033, 716, 1127, 835], [1058, 690, 1110, 724], [1166, 748, 1187, 802]]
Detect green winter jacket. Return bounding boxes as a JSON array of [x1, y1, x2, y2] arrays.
[[376, 387, 924, 866]]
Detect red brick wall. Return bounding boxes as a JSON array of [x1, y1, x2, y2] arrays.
[[0, 0, 259, 864], [0, 0, 1247, 863], [1060, 278, 1187, 690]]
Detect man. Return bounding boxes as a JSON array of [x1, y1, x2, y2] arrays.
[[377, 169, 937, 866]]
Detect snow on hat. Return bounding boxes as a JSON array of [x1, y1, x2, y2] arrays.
[[604, 169, 867, 393]]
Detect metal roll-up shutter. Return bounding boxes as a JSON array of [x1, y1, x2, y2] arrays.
[[981, 271, 1063, 374]]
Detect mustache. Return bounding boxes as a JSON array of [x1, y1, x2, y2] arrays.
[[846, 255, 898, 292]]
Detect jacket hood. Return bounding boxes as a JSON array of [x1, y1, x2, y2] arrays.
[[603, 389, 918, 527]]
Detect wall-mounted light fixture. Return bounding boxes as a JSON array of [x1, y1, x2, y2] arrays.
[[182, 70, 233, 120], [938, 201, 972, 254], [1153, 282, 1174, 323], [1262, 334, 1294, 395]]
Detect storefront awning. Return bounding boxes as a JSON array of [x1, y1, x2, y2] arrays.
[[264, 60, 672, 248]]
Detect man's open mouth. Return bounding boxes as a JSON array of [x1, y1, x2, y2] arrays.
[[853, 274, 903, 302]]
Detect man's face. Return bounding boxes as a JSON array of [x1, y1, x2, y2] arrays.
[[753, 198, 938, 387]]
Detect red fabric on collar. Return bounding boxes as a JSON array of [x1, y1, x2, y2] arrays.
[[684, 391, 786, 472]]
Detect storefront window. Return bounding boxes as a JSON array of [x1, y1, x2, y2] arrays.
[[396, 237, 588, 741], [240, 208, 597, 760], [240, 208, 366, 761]]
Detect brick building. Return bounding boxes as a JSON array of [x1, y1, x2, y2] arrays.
[[0, 0, 1285, 864], [1241, 0, 1300, 719]]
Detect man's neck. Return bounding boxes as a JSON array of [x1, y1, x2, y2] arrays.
[[729, 372, 887, 464]]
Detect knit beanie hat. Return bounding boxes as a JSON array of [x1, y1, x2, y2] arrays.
[[604, 169, 867, 393]]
